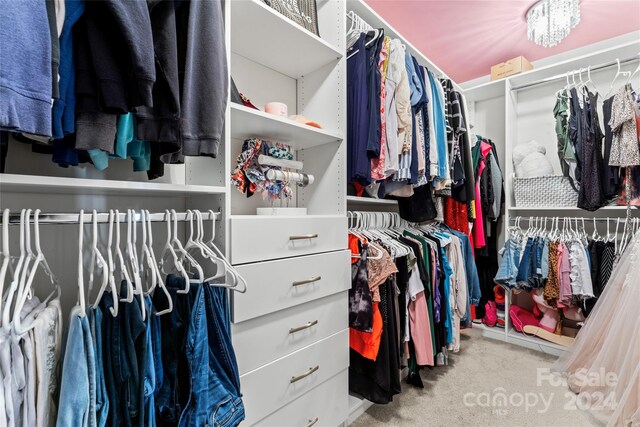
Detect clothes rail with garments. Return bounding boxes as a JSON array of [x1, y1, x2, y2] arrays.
[[347, 210, 480, 403], [492, 214, 639, 349], [0, 208, 246, 427]]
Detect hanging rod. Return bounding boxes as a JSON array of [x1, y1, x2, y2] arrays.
[[0, 210, 221, 226], [510, 55, 639, 92], [509, 216, 638, 224]]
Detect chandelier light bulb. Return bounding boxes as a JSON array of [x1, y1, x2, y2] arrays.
[[527, 0, 581, 48]]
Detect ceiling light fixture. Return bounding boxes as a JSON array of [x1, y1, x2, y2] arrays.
[[526, 0, 581, 48]]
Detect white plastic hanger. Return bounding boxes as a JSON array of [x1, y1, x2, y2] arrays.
[[77, 210, 87, 317], [126, 209, 145, 321], [140, 210, 156, 294], [185, 210, 226, 282], [2, 210, 27, 327], [625, 53, 640, 84], [144, 210, 172, 315], [0, 209, 11, 315], [90, 210, 118, 317], [114, 209, 134, 303], [9, 209, 36, 326], [194, 210, 235, 289], [13, 209, 61, 331], [126, 209, 142, 290], [171, 209, 204, 286], [87, 210, 109, 301], [160, 209, 191, 294], [605, 59, 631, 99], [202, 210, 247, 293]]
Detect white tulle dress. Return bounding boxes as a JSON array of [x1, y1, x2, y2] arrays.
[[554, 232, 640, 427]]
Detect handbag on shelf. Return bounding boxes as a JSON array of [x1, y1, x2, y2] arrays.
[[263, 0, 319, 36]]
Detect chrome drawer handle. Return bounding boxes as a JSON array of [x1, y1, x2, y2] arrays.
[[306, 417, 319, 427], [290, 365, 319, 383], [292, 276, 321, 287], [289, 234, 318, 241], [289, 320, 318, 334]]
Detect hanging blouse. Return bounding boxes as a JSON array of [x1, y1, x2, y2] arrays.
[[609, 84, 640, 167]]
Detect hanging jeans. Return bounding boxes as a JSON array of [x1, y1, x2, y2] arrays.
[[56, 307, 97, 427], [178, 283, 244, 427]]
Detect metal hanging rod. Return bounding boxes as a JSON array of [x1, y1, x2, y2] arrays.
[[510, 216, 638, 224], [511, 55, 639, 92], [0, 210, 221, 226]]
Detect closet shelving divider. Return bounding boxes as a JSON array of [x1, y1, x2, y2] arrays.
[[464, 38, 640, 356], [226, 0, 352, 425]]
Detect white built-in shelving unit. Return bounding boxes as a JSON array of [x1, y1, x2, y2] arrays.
[[226, 1, 351, 425], [465, 38, 640, 356]]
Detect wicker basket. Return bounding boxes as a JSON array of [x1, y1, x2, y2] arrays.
[[513, 175, 578, 208]]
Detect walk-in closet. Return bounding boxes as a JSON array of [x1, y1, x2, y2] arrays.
[[1, 0, 639, 426]]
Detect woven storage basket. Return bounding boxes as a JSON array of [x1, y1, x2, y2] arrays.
[[513, 175, 578, 208]]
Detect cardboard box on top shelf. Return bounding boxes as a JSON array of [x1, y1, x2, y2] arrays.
[[491, 56, 533, 81]]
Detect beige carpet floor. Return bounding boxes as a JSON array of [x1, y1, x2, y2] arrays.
[[350, 328, 593, 427]]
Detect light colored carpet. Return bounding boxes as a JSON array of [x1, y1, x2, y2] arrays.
[[350, 328, 592, 427]]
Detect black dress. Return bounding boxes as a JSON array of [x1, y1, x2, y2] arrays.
[[602, 96, 621, 199], [577, 90, 607, 211]]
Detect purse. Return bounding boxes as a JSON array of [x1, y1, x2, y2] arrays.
[[263, 0, 319, 36]]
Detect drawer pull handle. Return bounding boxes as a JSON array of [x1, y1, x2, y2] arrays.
[[306, 417, 319, 427], [289, 234, 319, 241], [289, 320, 318, 334], [292, 276, 321, 286], [290, 365, 319, 383]]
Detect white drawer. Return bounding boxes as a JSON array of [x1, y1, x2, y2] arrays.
[[230, 215, 347, 264], [254, 370, 348, 427], [233, 292, 348, 375], [239, 329, 349, 426], [231, 250, 350, 323]]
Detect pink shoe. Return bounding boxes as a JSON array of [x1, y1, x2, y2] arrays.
[[531, 290, 561, 333]]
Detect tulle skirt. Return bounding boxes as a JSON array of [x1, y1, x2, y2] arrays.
[[554, 233, 640, 427]]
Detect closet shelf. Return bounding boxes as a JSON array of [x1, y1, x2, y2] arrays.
[[230, 0, 342, 79], [0, 174, 226, 196], [346, 196, 397, 205], [464, 79, 505, 102], [230, 104, 343, 149]]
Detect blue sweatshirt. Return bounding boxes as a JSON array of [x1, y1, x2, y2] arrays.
[[0, 0, 52, 136]]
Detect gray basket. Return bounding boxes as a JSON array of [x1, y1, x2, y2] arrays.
[[513, 175, 578, 208]]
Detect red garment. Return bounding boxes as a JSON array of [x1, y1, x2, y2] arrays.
[[444, 197, 469, 234], [348, 233, 362, 264], [473, 142, 493, 249], [350, 303, 383, 360]]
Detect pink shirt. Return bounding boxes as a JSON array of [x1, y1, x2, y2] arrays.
[[558, 242, 573, 306]]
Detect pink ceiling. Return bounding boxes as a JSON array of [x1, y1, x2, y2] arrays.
[[364, 0, 640, 83]]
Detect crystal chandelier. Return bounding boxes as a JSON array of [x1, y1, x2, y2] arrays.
[[527, 0, 581, 48]]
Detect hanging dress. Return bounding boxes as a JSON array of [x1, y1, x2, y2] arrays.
[[577, 90, 607, 211], [554, 232, 640, 426]]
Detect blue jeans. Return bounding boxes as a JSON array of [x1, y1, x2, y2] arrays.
[[57, 308, 96, 427], [516, 238, 534, 288], [441, 251, 454, 345], [155, 275, 192, 426], [89, 306, 109, 427], [178, 284, 244, 427], [495, 238, 522, 288], [142, 295, 158, 427]]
